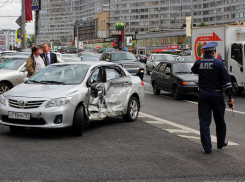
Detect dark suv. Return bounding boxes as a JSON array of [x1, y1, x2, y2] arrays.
[[100, 51, 145, 80]]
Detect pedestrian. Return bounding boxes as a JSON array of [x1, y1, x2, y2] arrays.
[[26, 45, 46, 78], [42, 43, 58, 65], [191, 42, 234, 154]]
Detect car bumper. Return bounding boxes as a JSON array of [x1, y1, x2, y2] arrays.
[[178, 85, 198, 94], [0, 103, 76, 128], [126, 68, 144, 76]]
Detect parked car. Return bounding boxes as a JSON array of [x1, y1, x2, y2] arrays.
[[178, 56, 193, 62], [0, 61, 145, 136], [0, 56, 28, 94], [100, 51, 145, 80], [135, 54, 147, 63], [146, 54, 174, 74], [61, 54, 80, 62], [52, 52, 65, 63], [151, 61, 198, 100], [81, 56, 99, 61]]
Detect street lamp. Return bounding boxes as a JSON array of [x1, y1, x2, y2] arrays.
[[74, 23, 83, 53]]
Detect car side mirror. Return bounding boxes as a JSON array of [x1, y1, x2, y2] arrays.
[[165, 72, 171, 75]]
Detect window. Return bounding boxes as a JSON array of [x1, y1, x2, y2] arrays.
[[158, 63, 167, 73], [106, 67, 123, 81], [90, 68, 101, 83], [231, 43, 243, 66], [164, 64, 171, 73]]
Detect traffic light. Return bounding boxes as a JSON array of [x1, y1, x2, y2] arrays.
[[20, 34, 23, 39], [179, 6, 182, 10]]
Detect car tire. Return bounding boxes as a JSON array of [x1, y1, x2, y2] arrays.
[[173, 85, 181, 100], [153, 82, 160, 95], [9, 126, 25, 133], [146, 66, 150, 75], [0, 82, 12, 94], [70, 104, 85, 136], [123, 96, 139, 122], [232, 79, 243, 96]]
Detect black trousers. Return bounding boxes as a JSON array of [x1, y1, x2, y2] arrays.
[[198, 90, 226, 151]]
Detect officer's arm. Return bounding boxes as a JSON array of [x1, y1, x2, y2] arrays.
[[220, 62, 233, 100], [191, 61, 199, 74]]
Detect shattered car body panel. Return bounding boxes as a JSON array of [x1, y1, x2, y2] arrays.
[[86, 76, 133, 120]]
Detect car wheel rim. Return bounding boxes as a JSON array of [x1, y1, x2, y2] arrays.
[[0, 86, 9, 94], [130, 100, 138, 119]]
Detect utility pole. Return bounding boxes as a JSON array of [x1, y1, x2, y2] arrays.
[[34, 10, 39, 45], [21, 0, 26, 50]]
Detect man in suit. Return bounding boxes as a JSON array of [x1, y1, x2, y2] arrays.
[[42, 43, 58, 65]]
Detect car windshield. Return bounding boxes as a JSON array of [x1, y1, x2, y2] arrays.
[[62, 54, 76, 58], [27, 64, 90, 85], [154, 55, 174, 61], [111, 53, 136, 61], [173, 63, 194, 73], [0, 58, 26, 70]]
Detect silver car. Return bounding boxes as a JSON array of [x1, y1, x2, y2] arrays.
[[61, 54, 81, 62], [146, 54, 174, 74], [0, 56, 28, 94], [0, 61, 145, 136]]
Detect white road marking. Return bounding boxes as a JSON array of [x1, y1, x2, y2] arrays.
[[178, 135, 200, 140], [140, 112, 239, 146], [144, 91, 245, 115], [145, 121, 165, 124], [165, 129, 192, 134]]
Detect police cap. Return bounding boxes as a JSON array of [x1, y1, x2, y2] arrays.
[[201, 42, 218, 51]]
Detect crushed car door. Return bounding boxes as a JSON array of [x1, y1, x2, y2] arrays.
[[103, 66, 132, 117]]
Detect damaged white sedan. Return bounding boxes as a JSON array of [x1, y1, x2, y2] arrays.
[[0, 61, 144, 136]]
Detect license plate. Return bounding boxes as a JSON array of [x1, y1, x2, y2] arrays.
[[8, 111, 31, 120]]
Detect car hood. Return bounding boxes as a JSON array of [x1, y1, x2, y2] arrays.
[[112, 59, 140, 65], [61, 58, 80, 62], [175, 74, 198, 82], [0, 69, 17, 74], [4, 83, 79, 98]]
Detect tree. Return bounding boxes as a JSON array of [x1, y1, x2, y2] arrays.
[[198, 21, 209, 27], [26, 34, 35, 47]]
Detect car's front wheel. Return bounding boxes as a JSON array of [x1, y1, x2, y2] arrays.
[[70, 104, 85, 136], [153, 82, 160, 95], [0, 82, 12, 94], [173, 85, 181, 100], [123, 96, 139, 122], [232, 79, 243, 96]]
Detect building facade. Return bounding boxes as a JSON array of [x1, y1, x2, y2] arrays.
[[109, 0, 245, 35], [37, 0, 109, 45], [0, 29, 19, 50]]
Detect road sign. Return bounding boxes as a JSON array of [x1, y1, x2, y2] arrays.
[[31, 0, 40, 11], [15, 16, 21, 27]]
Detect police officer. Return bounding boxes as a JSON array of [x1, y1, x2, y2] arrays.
[[191, 42, 234, 154]]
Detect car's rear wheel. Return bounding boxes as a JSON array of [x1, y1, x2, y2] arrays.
[[146, 66, 150, 75], [70, 105, 85, 136], [153, 82, 160, 95], [9, 126, 25, 133], [0, 82, 12, 94], [232, 79, 243, 96], [173, 85, 181, 100], [123, 96, 139, 122]]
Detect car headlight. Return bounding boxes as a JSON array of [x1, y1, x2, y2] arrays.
[[0, 95, 6, 105], [45, 97, 72, 108], [182, 81, 197, 86]]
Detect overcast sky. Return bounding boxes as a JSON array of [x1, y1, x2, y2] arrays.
[[0, 0, 34, 34]]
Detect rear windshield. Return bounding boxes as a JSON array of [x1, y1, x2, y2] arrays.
[[0, 58, 26, 70]]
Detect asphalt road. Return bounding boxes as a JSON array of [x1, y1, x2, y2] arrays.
[[0, 72, 245, 182]]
